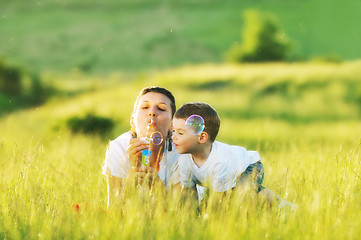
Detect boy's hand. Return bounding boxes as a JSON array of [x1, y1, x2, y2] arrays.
[[126, 137, 149, 168]]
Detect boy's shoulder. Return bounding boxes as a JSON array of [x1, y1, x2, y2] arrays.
[[214, 141, 260, 164], [213, 141, 247, 154]]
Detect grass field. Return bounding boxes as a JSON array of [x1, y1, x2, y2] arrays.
[[1, 62, 360, 239], [1, 0, 361, 73]]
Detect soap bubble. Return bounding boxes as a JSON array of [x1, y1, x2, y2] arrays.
[[185, 115, 205, 135], [150, 131, 163, 145]]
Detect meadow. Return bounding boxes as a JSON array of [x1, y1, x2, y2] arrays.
[[1, 62, 360, 239], [1, 0, 361, 73]]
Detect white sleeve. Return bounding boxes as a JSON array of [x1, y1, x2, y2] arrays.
[[179, 156, 196, 188], [234, 147, 251, 176], [247, 151, 261, 164], [102, 140, 130, 178]]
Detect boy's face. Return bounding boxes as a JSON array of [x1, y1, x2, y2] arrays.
[[172, 118, 201, 154]]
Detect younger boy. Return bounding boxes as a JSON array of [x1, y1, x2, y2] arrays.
[[172, 102, 264, 192], [172, 102, 295, 209]]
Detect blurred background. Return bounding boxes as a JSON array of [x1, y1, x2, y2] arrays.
[[1, 0, 361, 140], [1, 0, 361, 118], [1, 1, 361, 238], [1, 0, 361, 73]]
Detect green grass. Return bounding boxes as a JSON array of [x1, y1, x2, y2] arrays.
[[1, 62, 361, 239], [0, 0, 361, 73]]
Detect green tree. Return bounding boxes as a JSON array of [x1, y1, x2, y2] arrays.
[[227, 9, 293, 62], [0, 57, 53, 115], [0, 58, 22, 96]]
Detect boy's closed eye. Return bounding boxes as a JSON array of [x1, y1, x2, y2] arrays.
[[178, 130, 185, 135]]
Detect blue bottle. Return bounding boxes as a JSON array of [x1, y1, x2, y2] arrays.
[[142, 149, 151, 166]]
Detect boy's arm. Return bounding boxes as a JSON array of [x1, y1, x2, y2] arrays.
[[177, 156, 199, 200]]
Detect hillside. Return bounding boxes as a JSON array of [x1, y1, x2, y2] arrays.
[[1, 61, 360, 144], [1, 0, 361, 73]]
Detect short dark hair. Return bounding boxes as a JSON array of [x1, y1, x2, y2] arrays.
[[134, 86, 176, 116], [174, 102, 220, 142]]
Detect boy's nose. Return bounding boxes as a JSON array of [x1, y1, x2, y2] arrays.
[[148, 113, 156, 117]]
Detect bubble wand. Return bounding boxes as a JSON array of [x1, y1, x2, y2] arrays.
[[141, 117, 163, 166]]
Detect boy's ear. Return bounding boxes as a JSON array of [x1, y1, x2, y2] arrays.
[[198, 132, 209, 144]]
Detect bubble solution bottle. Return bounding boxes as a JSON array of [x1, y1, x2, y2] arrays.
[[141, 117, 163, 167], [141, 139, 151, 166], [141, 117, 154, 167]]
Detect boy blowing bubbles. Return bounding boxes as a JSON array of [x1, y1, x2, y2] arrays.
[[172, 102, 295, 209]]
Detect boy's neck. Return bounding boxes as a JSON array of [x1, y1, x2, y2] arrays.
[[191, 142, 212, 168]]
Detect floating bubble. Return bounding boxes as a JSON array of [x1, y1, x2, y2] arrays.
[[185, 115, 205, 135], [150, 131, 163, 145]]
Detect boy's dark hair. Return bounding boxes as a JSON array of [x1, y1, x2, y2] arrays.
[[174, 102, 220, 142], [134, 86, 176, 116]]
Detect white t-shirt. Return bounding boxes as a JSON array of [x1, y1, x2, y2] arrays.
[[102, 132, 181, 188], [179, 141, 261, 192]]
